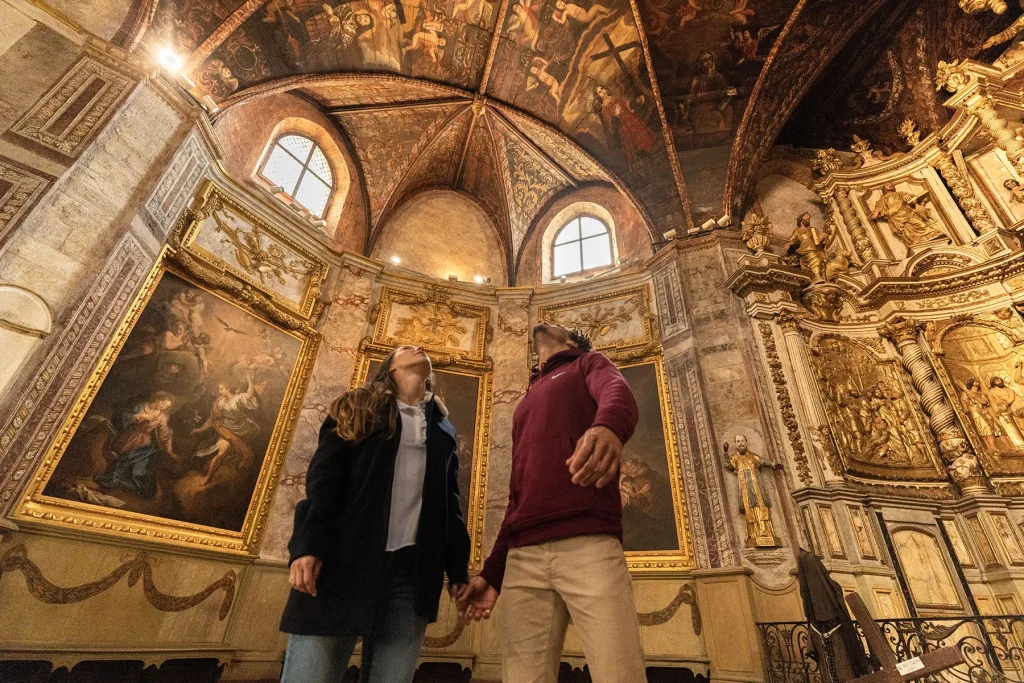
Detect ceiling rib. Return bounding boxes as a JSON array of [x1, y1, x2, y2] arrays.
[[184, 0, 269, 75], [478, 0, 512, 96], [326, 97, 471, 115]]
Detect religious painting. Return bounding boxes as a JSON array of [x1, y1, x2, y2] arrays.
[[816, 504, 846, 560], [929, 316, 1024, 475], [966, 515, 1002, 568], [177, 181, 328, 319], [890, 529, 962, 611], [942, 519, 976, 568], [16, 265, 317, 553], [373, 285, 489, 362], [351, 354, 492, 569], [536, 285, 655, 354], [846, 505, 877, 561], [987, 513, 1024, 566], [809, 335, 945, 481], [617, 359, 692, 570]]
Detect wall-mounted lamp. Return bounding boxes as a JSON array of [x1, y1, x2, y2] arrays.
[[474, 275, 484, 284], [158, 46, 183, 75], [390, 255, 401, 265]]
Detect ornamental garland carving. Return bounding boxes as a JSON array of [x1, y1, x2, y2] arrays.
[[372, 285, 490, 364], [758, 323, 812, 486]]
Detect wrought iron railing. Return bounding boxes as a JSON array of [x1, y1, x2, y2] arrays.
[[759, 616, 1024, 683]]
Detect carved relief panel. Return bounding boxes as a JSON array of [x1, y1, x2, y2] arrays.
[[809, 335, 945, 481], [966, 145, 1023, 228], [370, 285, 490, 364], [535, 285, 657, 360], [928, 312, 1024, 475]]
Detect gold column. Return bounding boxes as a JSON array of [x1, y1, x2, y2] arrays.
[[879, 317, 987, 491], [932, 150, 998, 234], [969, 97, 1024, 173], [833, 187, 876, 262]]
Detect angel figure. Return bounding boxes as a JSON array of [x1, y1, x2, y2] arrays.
[[526, 56, 563, 106], [730, 0, 755, 24], [551, 0, 612, 25], [870, 182, 947, 247], [1005, 178, 1024, 204], [403, 14, 447, 64], [729, 25, 778, 63], [507, 0, 540, 49], [452, 0, 488, 25]]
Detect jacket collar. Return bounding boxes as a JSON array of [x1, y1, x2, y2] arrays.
[[529, 347, 586, 385]]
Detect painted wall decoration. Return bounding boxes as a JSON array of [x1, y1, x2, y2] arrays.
[[177, 181, 329, 320], [352, 355, 492, 569], [536, 285, 655, 354], [890, 529, 962, 611], [809, 335, 944, 481], [846, 505, 877, 560], [16, 264, 318, 553], [617, 359, 692, 570], [372, 285, 490, 362]]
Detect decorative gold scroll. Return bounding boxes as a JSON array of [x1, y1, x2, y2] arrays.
[[370, 285, 490, 365], [536, 285, 657, 356]]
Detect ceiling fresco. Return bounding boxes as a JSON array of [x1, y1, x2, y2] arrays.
[[132, 0, 1018, 253]]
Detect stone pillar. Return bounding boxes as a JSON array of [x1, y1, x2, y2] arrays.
[[932, 151, 998, 234], [833, 187, 876, 262], [776, 313, 844, 486], [879, 317, 987, 491]]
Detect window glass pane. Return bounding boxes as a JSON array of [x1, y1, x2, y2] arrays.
[[308, 146, 333, 184], [581, 235, 612, 270], [580, 216, 607, 238], [554, 220, 580, 245], [262, 145, 304, 194], [279, 135, 313, 161], [294, 176, 331, 218], [553, 242, 582, 276]]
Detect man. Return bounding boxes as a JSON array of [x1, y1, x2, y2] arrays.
[[458, 322, 645, 682]]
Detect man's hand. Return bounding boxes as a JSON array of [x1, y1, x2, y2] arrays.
[[448, 582, 467, 602], [456, 576, 497, 621], [289, 555, 323, 597], [566, 426, 623, 488]]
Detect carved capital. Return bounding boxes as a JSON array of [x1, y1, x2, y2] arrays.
[[879, 316, 923, 345], [936, 60, 973, 93], [776, 312, 803, 334]]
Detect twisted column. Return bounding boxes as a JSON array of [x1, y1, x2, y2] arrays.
[[968, 96, 1024, 174], [932, 151, 998, 234], [879, 317, 987, 491], [833, 188, 876, 261]]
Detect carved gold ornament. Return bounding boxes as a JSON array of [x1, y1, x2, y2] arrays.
[[740, 213, 773, 254]]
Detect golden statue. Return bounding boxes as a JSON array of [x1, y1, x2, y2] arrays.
[[786, 212, 850, 284], [987, 376, 1024, 448], [960, 378, 999, 452], [724, 434, 780, 548], [870, 183, 947, 247]]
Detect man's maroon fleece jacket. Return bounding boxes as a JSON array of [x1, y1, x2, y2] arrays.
[[479, 347, 639, 591]]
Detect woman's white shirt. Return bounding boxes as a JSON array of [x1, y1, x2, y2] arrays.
[[386, 396, 429, 551]]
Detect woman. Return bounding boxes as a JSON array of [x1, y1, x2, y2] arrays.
[[279, 345, 471, 682]]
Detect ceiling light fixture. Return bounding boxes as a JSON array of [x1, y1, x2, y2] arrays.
[[474, 275, 484, 284], [157, 46, 183, 75], [391, 255, 401, 265]]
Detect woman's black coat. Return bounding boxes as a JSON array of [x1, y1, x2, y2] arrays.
[[279, 397, 471, 637]]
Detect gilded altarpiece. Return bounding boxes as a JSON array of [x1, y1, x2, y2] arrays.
[[537, 286, 694, 572], [353, 285, 492, 570], [809, 335, 945, 481], [928, 313, 1024, 477]]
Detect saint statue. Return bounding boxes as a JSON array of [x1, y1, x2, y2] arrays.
[[724, 434, 781, 548], [988, 376, 1024, 449], [870, 183, 947, 247], [786, 213, 850, 284]]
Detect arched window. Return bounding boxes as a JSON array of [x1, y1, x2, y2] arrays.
[[552, 216, 613, 277], [259, 134, 333, 218]]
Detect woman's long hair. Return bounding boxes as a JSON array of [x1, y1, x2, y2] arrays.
[[328, 346, 433, 442]]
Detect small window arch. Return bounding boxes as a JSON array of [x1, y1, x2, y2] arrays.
[[259, 134, 334, 218], [552, 215, 613, 278]]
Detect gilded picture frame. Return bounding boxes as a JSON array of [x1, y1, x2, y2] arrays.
[[536, 285, 656, 356], [14, 252, 320, 554], [371, 285, 490, 363], [174, 179, 329, 321], [351, 349, 492, 571]]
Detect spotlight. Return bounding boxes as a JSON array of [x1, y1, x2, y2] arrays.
[[157, 46, 183, 75], [390, 255, 401, 265], [474, 275, 484, 284]]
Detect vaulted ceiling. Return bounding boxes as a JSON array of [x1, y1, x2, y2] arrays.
[[129, 0, 1024, 257]]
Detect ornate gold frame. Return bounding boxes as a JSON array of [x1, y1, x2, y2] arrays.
[[371, 285, 490, 363], [536, 285, 657, 356], [350, 347, 493, 571], [617, 355, 695, 572], [14, 250, 321, 555], [174, 180, 329, 321]]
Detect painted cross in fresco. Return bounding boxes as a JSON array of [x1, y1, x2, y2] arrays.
[[591, 33, 643, 94]]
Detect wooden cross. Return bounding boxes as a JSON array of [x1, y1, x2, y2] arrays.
[[845, 593, 963, 683], [590, 33, 643, 94]]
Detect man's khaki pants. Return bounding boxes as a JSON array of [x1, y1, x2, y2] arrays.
[[499, 534, 647, 683]]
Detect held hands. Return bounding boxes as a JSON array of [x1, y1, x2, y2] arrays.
[[566, 426, 623, 488], [455, 576, 498, 621], [289, 555, 323, 597]]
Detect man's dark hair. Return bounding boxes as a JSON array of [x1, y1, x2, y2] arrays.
[[568, 329, 593, 352]]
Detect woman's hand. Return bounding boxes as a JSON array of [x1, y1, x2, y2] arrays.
[[456, 576, 498, 621], [448, 582, 467, 602], [289, 555, 323, 597]]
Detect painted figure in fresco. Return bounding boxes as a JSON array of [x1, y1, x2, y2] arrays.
[[1005, 179, 1024, 204], [526, 57, 564, 107], [870, 182, 947, 247], [593, 85, 656, 170], [619, 457, 676, 550], [94, 392, 176, 498], [507, 0, 540, 49], [403, 22, 447, 65], [197, 59, 239, 99], [190, 375, 263, 487], [988, 376, 1024, 449], [786, 212, 849, 284], [551, 0, 612, 25], [263, 0, 310, 66], [682, 51, 736, 135], [452, 0, 489, 25], [674, 0, 700, 28], [725, 434, 780, 548], [961, 378, 999, 452]]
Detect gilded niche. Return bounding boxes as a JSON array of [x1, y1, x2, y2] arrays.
[[810, 335, 945, 480], [928, 313, 1024, 474]]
